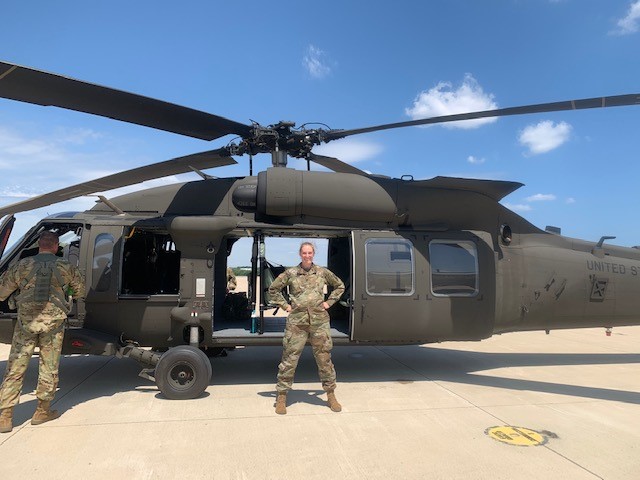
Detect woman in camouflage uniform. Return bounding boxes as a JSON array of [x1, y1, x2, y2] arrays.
[[268, 242, 345, 415]]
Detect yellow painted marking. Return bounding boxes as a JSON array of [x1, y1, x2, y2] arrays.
[[485, 426, 548, 447]]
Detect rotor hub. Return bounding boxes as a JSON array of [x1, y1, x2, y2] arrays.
[[227, 121, 327, 160]]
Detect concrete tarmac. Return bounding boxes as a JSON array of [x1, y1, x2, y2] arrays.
[[1, 326, 639, 480]]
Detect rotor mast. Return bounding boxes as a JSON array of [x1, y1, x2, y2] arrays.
[[271, 149, 288, 168]]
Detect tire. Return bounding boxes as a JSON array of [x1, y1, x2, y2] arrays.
[[155, 346, 212, 400]]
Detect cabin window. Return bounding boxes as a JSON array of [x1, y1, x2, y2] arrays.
[[92, 233, 114, 292], [364, 238, 414, 296], [121, 229, 180, 295], [429, 240, 478, 297]]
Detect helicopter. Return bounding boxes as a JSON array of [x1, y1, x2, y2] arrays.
[[0, 60, 639, 400]]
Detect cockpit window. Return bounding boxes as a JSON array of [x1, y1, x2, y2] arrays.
[[93, 233, 114, 292], [1, 222, 83, 271], [0, 221, 84, 313]]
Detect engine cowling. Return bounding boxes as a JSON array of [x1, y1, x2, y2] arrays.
[[232, 168, 398, 223]]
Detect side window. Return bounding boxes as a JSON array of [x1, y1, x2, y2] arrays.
[[365, 238, 414, 295], [93, 233, 114, 292], [121, 230, 180, 295], [429, 240, 478, 297]]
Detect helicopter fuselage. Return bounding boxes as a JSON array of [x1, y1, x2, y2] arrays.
[[2, 169, 638, 356]]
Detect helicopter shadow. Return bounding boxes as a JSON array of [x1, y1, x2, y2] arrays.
[[0, 354, 160, 426], [210, 344, 640, 406], [376, 345, 640, 405], [2, 342, 640, 423]]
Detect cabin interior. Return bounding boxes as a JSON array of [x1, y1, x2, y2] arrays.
[[211, 234, 352, 339], [115, 228, 352, 339]]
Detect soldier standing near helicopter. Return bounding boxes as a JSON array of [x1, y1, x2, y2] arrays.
[[268, 241, 345, 415], [0, 231, 84, 433], [226, 266, 237, 292]]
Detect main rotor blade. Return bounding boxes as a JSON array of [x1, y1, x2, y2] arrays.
[[0, 149, 236, 216], [327, 93, 640, 140], [308, 153, 368, 175], [0, 61, 252, 141]]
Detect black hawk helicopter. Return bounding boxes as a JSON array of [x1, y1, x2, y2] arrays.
[[0, 61, 639, 399]]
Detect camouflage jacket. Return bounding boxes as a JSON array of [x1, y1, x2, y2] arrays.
[[226, 267, 237, 291], [0, 253, 85, 334], [268, 264, 345, 323]]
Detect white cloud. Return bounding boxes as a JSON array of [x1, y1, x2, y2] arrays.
[[613, 1, 640, 35], [313, 138, 383, 163], [303, 45, 333, 79], [566, 197, 576, 204], [0, 125, 109, 174], [53, 127, 103, 145], [405, 74, 498, 129], [526, 193, 557, 202], [467, 155, 485, 165], [0, 187, 37, 199], [0, 128, 64, 163], [0, 125, 144, 213], [503, 193, 558, 215], [518, 120, 572, 155], [504, 203, 532, 212]]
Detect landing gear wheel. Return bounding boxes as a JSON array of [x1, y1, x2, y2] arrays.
[[155, 346, 212, 400]]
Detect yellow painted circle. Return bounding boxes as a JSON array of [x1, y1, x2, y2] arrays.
[[485, 426, 547, 447]]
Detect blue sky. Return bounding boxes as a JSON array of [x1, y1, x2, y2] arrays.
[[1, 0, 639, 265]]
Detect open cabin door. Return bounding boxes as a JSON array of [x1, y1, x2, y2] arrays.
[[0, 215, 17, 343], [351, 230, 496, 343], [0, 215, 15, 259]]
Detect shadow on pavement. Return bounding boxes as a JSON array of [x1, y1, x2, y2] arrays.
[[1, 342, 640, 419]]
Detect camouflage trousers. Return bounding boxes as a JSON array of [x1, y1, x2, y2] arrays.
[[0, 323, 64, 409], [276, 320, 336, 393]]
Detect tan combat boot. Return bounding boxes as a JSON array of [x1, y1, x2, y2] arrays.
[[327, 391, 342, 412], [31, 400, 60, 425], [275, 392, 287, 415], [0, 407, 13, 433]]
